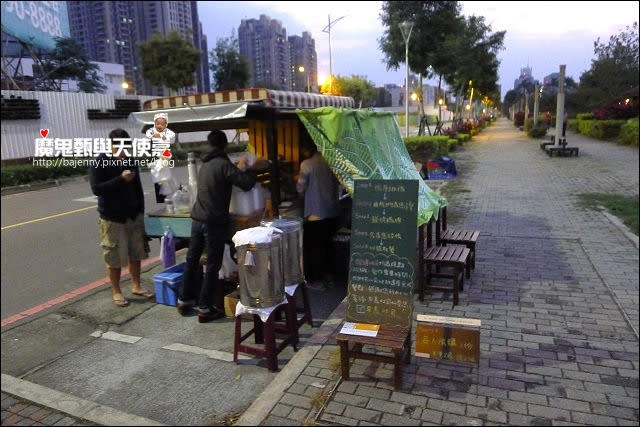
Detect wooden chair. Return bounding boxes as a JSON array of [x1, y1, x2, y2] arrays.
[[418, 218, 470, 307], [436, 206, 479, 274]]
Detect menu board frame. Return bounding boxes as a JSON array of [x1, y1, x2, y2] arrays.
[[346, 179, 419, 328]]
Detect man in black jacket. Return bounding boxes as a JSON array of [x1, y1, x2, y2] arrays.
[[89, 128, 152, 307], [178, 130, 256, 322]]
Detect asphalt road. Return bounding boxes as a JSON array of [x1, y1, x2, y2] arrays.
[[0, 167, 191, 319]]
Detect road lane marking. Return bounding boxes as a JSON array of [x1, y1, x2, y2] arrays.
[[1, 205, 97, 230], [1, 253, 169, 327], [162, 343, 251, 361], [91, 331, 142, 344]]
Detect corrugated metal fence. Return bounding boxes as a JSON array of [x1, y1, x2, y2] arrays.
[[1, 90, 156, 160]]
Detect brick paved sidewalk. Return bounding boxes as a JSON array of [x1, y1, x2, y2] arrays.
[[1, 392, 94, 426], [254, 119, 639, 426]]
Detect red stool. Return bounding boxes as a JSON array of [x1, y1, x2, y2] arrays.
[[233, 302, 297, 372], [285, 281, 314, 331]]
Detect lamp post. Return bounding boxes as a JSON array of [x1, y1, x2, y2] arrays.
[[400, 20, 413, 137], [323, 14, 346, 95], [298, 66, 310, 93]]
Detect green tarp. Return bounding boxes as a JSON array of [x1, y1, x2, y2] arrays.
[[296, 107, 447, 226]]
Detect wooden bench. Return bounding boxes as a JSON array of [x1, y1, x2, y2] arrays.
[[437, 206, 479, 273], [337, 325, 411, 390], [418, 220, 470, 307], [545, 146, 579, 157]]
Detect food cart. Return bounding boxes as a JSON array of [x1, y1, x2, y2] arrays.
[[129, 88, 355, 238]]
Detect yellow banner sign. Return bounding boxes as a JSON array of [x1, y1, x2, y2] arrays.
[[415, 320, 480, 365]]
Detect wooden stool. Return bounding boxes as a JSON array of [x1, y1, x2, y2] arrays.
[[337, 325, 411, 390], [233, 303, 297, 372], [285, 282, 314, 331]]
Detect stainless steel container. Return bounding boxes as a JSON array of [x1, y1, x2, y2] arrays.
[[261, 217, 304, 286], [236, 233, 285, 308]]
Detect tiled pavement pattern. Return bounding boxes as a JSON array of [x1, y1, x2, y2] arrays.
[[261, 119, 639, 426], [1, 392, 93, 426]]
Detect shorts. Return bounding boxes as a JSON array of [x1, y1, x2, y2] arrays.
[[99, 214, 149, 269]]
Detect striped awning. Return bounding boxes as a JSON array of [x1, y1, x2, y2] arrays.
[[143, 88, 355, 111]]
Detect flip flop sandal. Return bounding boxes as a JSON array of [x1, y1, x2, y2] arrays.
[[113, 296, 129, 307], [132, 288, 154, 298]]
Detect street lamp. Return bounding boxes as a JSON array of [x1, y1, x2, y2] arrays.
[[323, 14, 346, 95], [298, 66, 310, 93], [399, 20, 414, 137]]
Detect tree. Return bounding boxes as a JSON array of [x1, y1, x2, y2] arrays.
[[34, 37, 106, 92], [379, 1, 463, 113], [572, 22, 639, 112], [375, 87, 392, 107], [335, 75, 377, 107], [209, 31, 250, 91], [320, 75, 342, 96], [442, 15, 505, 119], [138, 30, 201, 95]]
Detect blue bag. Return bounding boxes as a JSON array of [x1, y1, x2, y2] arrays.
[[160, 227, 176, 268]]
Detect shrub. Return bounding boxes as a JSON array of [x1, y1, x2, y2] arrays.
[[457, 133, 470, 142], [619, 118, 639, 146], [567, 119, 579, 132], [1, 162, 86, 187], [576, 112, 594, 120], [447, 139, 458, 151], [524, 117, 547, 138], [403, 135, 455, 160], [578, 119, 595, 136], [514, 111, 525, 127], [591, 120, 626, 140]]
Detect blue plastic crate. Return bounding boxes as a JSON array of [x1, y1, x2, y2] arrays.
[[153, 262, 185, 306]]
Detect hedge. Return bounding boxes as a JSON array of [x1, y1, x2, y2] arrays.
[[619, 118, 639, 146], [1, 162, 87, 187], [403, 135, 452, 159]]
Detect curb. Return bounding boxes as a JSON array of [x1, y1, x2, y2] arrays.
[[235, 298, 347, 426], [1, 175, 89, 196], [600, 207, 639, 249], [1, 374, 166, 426]]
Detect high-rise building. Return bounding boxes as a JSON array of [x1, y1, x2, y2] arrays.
[[67, 1, 138, 93], [288, 32, 317, 92], [513, 66, 534, 89], [68, 1, 207, 96], [239, 15, 291, 90]]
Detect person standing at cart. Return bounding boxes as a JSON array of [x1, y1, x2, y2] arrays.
[[297, 137, 341, 291], [177, 130, 257, 322], [89, 128, 153, 307]]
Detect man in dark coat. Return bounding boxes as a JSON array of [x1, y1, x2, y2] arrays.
[[178, 130, 256, 322]]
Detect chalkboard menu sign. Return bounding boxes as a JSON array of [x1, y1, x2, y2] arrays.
[[347, 179, 419, 328]]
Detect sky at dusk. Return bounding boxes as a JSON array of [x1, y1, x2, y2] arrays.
[[198, 1, 639, 99]]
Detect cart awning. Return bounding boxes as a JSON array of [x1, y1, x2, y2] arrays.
[[129, 102, 250, 131], [140, 88, 355, 111]]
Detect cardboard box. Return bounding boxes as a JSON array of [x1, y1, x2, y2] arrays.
[[224, 289, 240, 318]]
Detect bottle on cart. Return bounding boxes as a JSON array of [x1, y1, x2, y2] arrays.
[[187, 152, 198, 207]]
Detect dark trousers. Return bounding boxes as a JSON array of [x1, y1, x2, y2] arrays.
[[303, 217, 337, 282], [180, 220, 227, 310]]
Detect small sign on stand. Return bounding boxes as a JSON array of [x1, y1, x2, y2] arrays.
[[415, 314, 481, 365], [339, 322, 380, 337]]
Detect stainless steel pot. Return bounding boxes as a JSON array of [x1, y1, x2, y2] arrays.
[[236, 233, 285, 308], [261, 217, 304, 286]]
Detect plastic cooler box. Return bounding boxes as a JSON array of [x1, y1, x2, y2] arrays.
[[153, 262, 185, 306]]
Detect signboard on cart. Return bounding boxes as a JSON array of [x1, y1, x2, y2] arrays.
[[346, 179, 418, 329]]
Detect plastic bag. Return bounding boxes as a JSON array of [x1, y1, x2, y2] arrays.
[[219, 243, 238, 279], [150, 158, 178, 196], [160, 227, 176, 268], [171, 186, 192, 214]]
